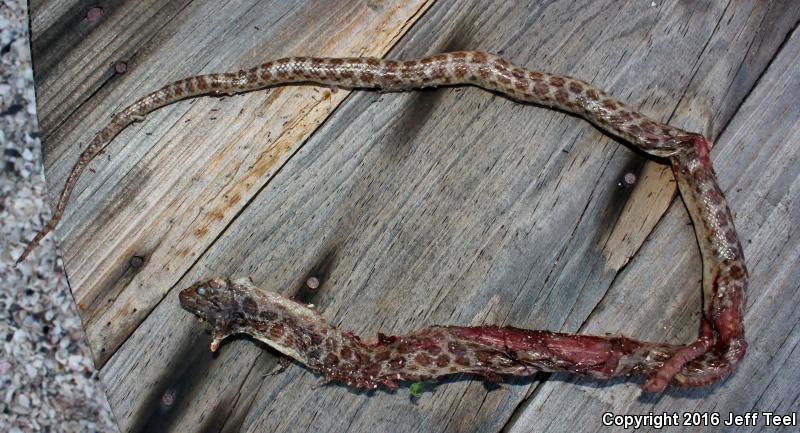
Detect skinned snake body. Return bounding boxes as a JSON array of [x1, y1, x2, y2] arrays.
[[23, 51, 747, 392]]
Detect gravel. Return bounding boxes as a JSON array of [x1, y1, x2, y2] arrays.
[[0, 1, 119, 431]]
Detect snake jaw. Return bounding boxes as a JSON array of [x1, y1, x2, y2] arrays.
[[210, 334, 224, 352], [209, 321, 235, 353]]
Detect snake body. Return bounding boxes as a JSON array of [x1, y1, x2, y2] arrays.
[[23, 52, 747, 392]]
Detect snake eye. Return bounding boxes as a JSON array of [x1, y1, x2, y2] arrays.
[[197, 286, 207, 296]]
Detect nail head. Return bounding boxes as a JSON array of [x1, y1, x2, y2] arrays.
[[160, 389, 176, 408], [129, 255, 144, 268], [114, 61, 128, 74], [86, 6, 104, 22]]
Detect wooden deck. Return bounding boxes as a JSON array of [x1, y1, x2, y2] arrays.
[[30, 1, 800, 432]]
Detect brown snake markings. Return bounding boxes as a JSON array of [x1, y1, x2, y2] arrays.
[[21, 51, 747, 392]]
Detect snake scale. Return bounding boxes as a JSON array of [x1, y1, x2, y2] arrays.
[[21, 51, 747, 392]]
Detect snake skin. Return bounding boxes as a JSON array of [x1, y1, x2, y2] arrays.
[[21, 52, 747, 392], [181, 278, 688, 389]]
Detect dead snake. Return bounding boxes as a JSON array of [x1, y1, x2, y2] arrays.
[[21, 51, 747, 392]]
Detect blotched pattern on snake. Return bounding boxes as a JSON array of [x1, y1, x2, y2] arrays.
[[22, 52, 747, 392]]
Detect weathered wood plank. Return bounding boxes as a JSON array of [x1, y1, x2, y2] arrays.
[[101, 299, 277, 432], [98, 1, 799, 433], [604, 0, 797, 271], [30, 0, 435, 365], [29, 0, 194, 135], [507, 22, 800, 433]]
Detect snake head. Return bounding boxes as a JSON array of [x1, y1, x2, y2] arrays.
[[179, 277, 236, 351]]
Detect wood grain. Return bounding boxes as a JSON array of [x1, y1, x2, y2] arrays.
[[29, 0, 435, 366], [29, 0, 194, 134], [86, 1, 800, 432], [603, 0, 797, 272], [507, 22, 800, 433]]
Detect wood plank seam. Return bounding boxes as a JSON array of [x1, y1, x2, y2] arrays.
[[49, 0, 440, 364], [505, 12, 800, 433], [500, 12, 800, 433], [83, 0, 440, 366], [39, 0, 197, 143], [29, 1, 792, 428], [716, 16, 800, 139]]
